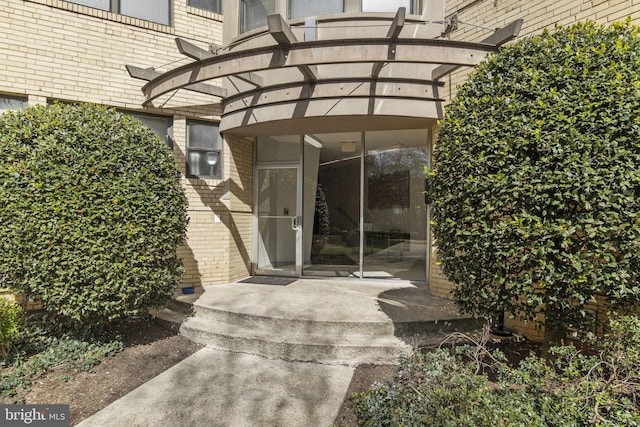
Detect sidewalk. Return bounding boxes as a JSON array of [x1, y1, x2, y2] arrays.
[[76, 347, 354, 427]]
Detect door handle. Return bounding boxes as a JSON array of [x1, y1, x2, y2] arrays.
[[291, 216, 301, 231]]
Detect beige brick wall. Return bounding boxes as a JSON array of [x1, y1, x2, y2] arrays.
[[0, 0, 250, 291], [443, 0, 640, 96], [429, 255, 456, 300]]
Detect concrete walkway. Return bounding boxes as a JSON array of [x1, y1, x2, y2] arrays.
[[76, 347, 353, 427], [77, 278, 479, 426]]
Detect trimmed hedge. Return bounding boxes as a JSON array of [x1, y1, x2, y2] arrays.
[[429, 21, 640, 331], [0, 103, 188, 323]]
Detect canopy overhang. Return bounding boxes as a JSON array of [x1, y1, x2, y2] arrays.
[[127, 10, 522, 136]]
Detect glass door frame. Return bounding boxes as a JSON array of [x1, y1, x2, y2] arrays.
[[252, 161, 303, 277]]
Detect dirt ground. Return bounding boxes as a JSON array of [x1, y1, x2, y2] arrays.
[[7, 319, 540, 426], [9, 320, 203, 426]]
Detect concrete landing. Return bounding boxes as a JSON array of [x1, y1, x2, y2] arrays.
[[180, 278, 483, 365]]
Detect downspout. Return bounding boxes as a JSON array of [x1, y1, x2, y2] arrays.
[[359, 131, 366, 279]]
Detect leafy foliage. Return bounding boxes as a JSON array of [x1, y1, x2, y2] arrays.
[[0, 298, 23, 357], [429, 21, 640, 330], [0, 313, 124, 403], [0, 103, 188, 324], [351, 317, 640, 426]]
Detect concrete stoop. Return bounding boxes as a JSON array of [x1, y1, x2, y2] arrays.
[[178, 280, 484, 366], [180, 315, 410, 366]]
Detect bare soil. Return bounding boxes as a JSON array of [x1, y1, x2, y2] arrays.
[[3, 319, 203, 426], [4, 319, 541, 426]]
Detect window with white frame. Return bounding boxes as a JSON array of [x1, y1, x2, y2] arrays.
[[186, 120, 222, 179], [126, 111, 174, 148], [289, 0, 343, 19], [0, 95, 27, 113], [188, 0, 221, 14], [65, 0, 171, 25]]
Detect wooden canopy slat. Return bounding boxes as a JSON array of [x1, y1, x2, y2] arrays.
[[125, 65, 226, 98], [371, 7, 406, 78], [432, 19, 523, 80], [267, 14, 317, 82], [141, 38, 496, 105]]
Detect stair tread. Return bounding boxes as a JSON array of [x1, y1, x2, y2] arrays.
[[181, 316, 406, 347]]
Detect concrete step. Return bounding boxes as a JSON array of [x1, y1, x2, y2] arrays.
[[190, 303, 396, 337], [177, 280, 484, 366], [180, 316, 409, 365]]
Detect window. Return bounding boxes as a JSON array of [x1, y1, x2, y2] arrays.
[[65, 0, 109, 10], [126, 111, 173, 148], [362, 0, 414, 13], [240, 0, 275, 33], [0, 95, 27, 113], [186, 120, 222, 178], [188, 0, 221, 14], [65, 0, 171, 25], [289, 0, 343, 19]]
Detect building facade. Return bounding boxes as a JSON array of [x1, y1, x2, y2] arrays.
[[1, 0, 639, 338]]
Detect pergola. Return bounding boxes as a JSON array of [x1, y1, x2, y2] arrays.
[[127, 9, 522, 135]]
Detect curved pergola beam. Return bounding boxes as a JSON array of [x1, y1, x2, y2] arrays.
[[220, 97, 443, 135], [141, 38, 496, 105], [223, 78, 444, 115]]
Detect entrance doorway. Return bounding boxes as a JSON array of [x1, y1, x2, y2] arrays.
[[253, 136, 302, 276], [253, 130, 430, 281]]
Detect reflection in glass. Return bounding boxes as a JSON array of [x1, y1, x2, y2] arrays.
[[241, 0, 275, 33], [0, 96, 26, 113], [304, 134, 361, 277], [64, 0, 110, 10], [289, 0, 343, 19], [188, 0, 221, 13], [121, 0, 170, 25], [363, 138, 428, 281], [362, 0, 413, 13], [128, 112, 173, 148]]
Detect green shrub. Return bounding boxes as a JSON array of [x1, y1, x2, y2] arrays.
[[352, 316, 640, 426], [0, 103, 188, 324], [0, 298, 23, 357], [429, 21, 640, 332]]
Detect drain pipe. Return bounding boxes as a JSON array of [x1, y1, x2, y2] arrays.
[[359, 131, 365, 278]]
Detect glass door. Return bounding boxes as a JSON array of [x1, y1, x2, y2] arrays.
[[254, 165, 302, 276]]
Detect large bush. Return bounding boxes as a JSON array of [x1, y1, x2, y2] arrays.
[[0, 103, 188, 323], [429, 21, 640, 331]]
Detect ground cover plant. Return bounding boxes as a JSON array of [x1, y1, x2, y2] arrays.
[[350, 316, 640, 426], [0, 312, 124, 403], [428, 21, 640, 334], [0, 102, 189, 325]]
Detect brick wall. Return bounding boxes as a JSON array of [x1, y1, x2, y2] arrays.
[[443, 0, 640, 97], [0, 0, 248, 293]]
